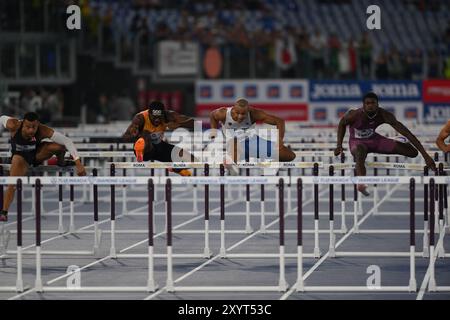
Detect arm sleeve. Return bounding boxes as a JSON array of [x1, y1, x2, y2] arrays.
[[50, 131, 80, 161], [0, 116, 11, 129]]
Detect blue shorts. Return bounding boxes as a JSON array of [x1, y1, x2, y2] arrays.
[[240, 136, 276, 161]]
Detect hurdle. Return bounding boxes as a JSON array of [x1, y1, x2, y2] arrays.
[[164, 176, 290, 292], [296, 176, 418, 292], [0, 178, 29, 292], [425, 176, 450, 292], [32, 176, 158, 293]]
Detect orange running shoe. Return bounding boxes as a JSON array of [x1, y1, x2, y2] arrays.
[[168, 168, 192, 176], [134, 137, 145, 162]]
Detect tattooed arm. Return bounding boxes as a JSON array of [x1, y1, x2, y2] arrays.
[[122, 114, 144, 142]]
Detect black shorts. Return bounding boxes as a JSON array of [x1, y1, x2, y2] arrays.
[[11, 152, 37, 166], [136, 141, 176, 162]]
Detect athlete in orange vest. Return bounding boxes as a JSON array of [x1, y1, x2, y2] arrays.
[[122, 101, 194, 176]]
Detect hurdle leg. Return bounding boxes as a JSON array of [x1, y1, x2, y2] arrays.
[[166, 245, 174, 292], [35, 245, 43, 292], [88, 159, 94, 201], [260, 201, 266, 233], [358, 196, 363, 216], [16, 245, 24, 292], [296, 245, 304, 292], [287, 184, 292, 214], [69, 177, 76, 234], [408, 244, 417, 292], [58, 172, 64, 234], [147, 245, 157, 292], [69, 197, 75, 234], [429, 246, 437, 291], [40, 187, 44, 216], [220, 219, 226, 258], [313, 219, 321, 258], [203, 219, 211, 258], [373, 185, 378, 215], [437, 220, 446, 258], [423, 220, 429, 257], [329, 220, 336, 257], [340, 201, 347, 233], [58, 200, 64, 234], [122, 185, 127, 216], [245, 200, 252, 234], [353, 200, 359, 233], [193, 184, 198, 214], [278, 245, 288, 292]]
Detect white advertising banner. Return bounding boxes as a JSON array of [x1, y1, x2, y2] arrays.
[[158, 41, 199, 76]]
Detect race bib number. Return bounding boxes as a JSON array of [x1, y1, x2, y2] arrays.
[[354, 128, 374, 139], [150, 132, 163, 143]]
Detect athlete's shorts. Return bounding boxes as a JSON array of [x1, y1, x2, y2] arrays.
[[234, 135, 277, 161], [11, 152, 37, 166], [133, 140, 176, 162], [349, 133, 397, 155]]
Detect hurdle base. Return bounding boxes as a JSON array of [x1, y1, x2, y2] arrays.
[[203, 247, 212, 258], [245, 225, 254, 234], [58, 225, 65, 234], [35, 279, 43, 293], [329, 247, 336, 258], [313, 247, 322, 258], [429, 278, 437, 292], [278, 279, 289, 292], [166, 281, 175, 293], [146, 280, 158, 293], [422, 247, 429, 258], [408, 279, 417, 292]]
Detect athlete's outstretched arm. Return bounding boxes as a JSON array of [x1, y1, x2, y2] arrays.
[[166, 111, 194, 130], [0, 115, 20, 132], [335, 110, 355, 156], [250, 109, 285, 142], [39, 125, 86, 175], [384, 111, 436, 170], [122, 114, 144, 142], [436, 120, 450, 153], [209, 108, 226, 139]]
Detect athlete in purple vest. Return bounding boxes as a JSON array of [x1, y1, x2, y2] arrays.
[[334, 92, 436, 196]]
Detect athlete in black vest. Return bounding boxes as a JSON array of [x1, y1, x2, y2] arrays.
[[0, 112, 86, 221]]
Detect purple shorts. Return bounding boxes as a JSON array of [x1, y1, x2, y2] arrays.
[[349, 133, 397, 155]]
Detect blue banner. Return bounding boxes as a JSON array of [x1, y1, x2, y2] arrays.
[[309, 81, 422, 102], [424, 104, 450, 124]]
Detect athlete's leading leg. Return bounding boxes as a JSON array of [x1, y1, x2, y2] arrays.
[[279, 145, 296, 162], [352, 143, 370, 196]]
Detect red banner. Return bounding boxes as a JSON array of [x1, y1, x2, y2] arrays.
[[423, 80, 450, 103]]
